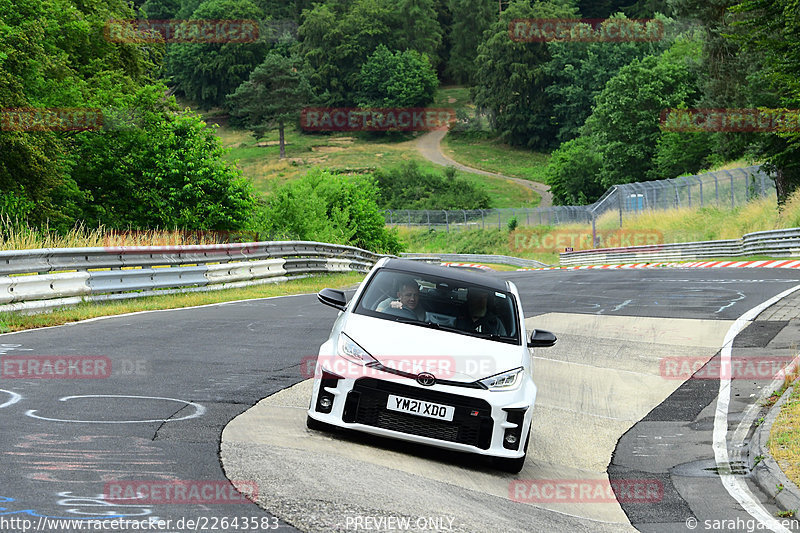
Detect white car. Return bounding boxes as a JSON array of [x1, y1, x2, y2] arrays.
[[306, 258, 556, 473]]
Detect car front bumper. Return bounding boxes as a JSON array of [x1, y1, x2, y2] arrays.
[[307, 364, 536, 459]]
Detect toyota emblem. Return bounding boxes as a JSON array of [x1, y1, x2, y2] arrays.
[[417, 372, 436, 386]]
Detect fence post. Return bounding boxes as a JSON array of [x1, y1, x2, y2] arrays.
[[680, 177, 692, 207], [407, 210, 411, 228], [426, 210, 430, 230], [443, 210, 449, 233], [617, 186, 623, 228], [714, 173, 719, 206], [480, 209, 485, 229], [694, 176, 704, 206], [728, 170, 735, 208]]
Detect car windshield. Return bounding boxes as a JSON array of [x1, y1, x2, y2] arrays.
[[354, 268, 520, 344]]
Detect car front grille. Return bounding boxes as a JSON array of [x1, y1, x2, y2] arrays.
[[344, 378, 493, 449]]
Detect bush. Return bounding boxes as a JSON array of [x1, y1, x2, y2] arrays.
[[545, 136, 605, 205], [373, 161, 491, 210], [252, 168, 402, 254]]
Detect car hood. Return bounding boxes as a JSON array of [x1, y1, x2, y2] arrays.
[[341, 314, 523, 382]]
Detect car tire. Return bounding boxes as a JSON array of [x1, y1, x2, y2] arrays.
[[306, 414, 335, 433], [494, 432, 529, 474]]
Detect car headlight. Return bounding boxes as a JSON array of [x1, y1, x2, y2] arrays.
[[337, 333, 378, 366], [479, 367, 524, 391]]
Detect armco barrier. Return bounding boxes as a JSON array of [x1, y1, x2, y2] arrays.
[[401, 253, 548, 268], [560, 227, 800, 266], [0, 241, 386, 313]]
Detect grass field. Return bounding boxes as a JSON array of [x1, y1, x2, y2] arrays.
[[441, 134, 551, 184], [214, 124, 537, 208]]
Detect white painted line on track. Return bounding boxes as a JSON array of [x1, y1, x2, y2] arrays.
[[0, 389, 22, 409], [713, 283, 800, 533], [25, 394, 206, 424]]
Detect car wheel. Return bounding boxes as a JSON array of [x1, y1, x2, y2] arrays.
[[306, 414, 335, 432], [494, 432, 529, 474]]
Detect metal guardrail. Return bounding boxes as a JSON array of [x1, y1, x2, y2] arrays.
[[0, 241, 386, 313], [401, 253, 548, 268], [559, 228, 800, 266]]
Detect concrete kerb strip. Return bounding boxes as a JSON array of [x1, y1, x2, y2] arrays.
[[750, 384, 800, 514]]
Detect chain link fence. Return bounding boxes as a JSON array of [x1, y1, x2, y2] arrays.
[[384, 165, 775, 232]]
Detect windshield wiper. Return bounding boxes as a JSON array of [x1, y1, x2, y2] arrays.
[[393, 317, 442, 330]]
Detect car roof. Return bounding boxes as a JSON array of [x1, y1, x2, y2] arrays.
[[381, 258, 509, 292]]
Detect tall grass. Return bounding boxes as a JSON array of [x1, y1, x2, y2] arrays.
[[0, 217, 245, 251], [399, 187, 800, 263]]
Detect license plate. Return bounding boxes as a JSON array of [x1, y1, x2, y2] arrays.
[[386, 395, 455, 422]]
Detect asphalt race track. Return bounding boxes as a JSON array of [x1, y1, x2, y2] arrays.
[[3, 268, 800, 532]]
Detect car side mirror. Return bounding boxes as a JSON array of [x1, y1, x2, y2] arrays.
[[528, 329, 557, 348], [318, 288, 347, 310]]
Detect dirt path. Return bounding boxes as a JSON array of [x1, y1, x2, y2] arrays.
[[416, 129, 553, 208]]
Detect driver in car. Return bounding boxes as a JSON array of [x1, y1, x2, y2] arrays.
[[376, 277, 426, 320], [457, 287, 507, 336]]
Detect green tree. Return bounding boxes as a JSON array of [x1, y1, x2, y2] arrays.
[[472, 1, 577, 149], [166, 0, 268, 108], [543, 15, 674, 143], [71, 86, 256, 230], [729, 0, 800, 203], [298, 0, 444, 106], [446, 0, 495, 84], [142, 0, 182, 19], [254, 168, 402, 253], [652, 130, 715, 180], [395, 0, 443, 68], [227, 51, 313, 158], [0, 0, 159, 228], [584, 37, 703, 187], [545, 136, 605, 205], [357, 45, 439, 108]]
